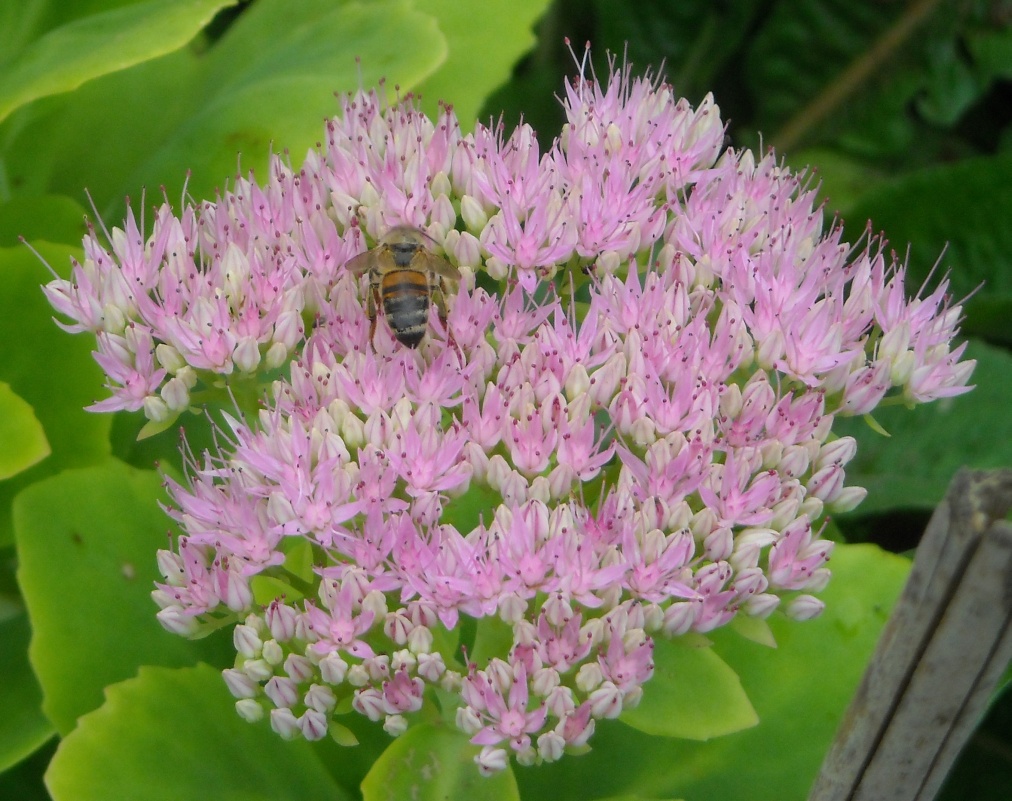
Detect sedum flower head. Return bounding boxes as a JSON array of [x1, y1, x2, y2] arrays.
[[46, 56, 973, 773]]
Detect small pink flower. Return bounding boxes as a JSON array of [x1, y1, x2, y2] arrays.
[[465, 661, 549, 753]]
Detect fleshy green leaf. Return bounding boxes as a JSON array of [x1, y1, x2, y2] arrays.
[[3, 0, 447, 222], [13, 460, 231, 735], [413, 0, 550, 130], [622, 639, 758, 740], [515, 544, 909, 801], [361, 722, 520, 801], [834, 340, 1008, 514], [0, 242, 110, 547], [728, 613, 776, 648], [0, 0, 238, 125], [469, 614, 517, 666], [0, 614, 54, 773], [0, 383, 50, 480], [46, 663, 349, 801]]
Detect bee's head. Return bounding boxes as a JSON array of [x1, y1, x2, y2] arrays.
[[379, 225, 433, 248]]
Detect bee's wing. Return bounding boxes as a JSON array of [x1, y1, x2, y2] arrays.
[[344, 249, 377, 274], [417, 252, 461, 281]]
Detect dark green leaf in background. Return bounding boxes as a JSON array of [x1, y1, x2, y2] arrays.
[[843, 153, 1012, 344], [591, 0, 762, 103], [0, 614, 54, 773], [835, 340, 1010, 514]]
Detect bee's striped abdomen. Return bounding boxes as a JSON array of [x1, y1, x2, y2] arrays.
[[381, 269, 430, 348]]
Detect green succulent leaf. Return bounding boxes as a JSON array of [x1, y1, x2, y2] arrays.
[[413, 0, 551, 130], [0, 0, 238, 125], [622, 639, 759, 740], [3, 0, 447, 222], [14, 460, 232, 735], [0, 383, 50, 480], [0, 241, 110, 547], [362, 722, 520, 801], [46, 663, 349, 801]]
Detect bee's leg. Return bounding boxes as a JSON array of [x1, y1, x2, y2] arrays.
[[367, 280, 380, 347], [431, 277, 460, 354]]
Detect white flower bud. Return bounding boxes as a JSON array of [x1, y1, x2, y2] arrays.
[[785, 594, 825, 621], [320, 653, 349, 685], [575, 663, 603, 693], [383, 714, 409, 737], [264, 676, 299, 708], [243, 659, 274, 683], [143, 396, 170, 422], [284, 654, 314, 682], [538, 731, 566, 762], [235, 698, 264, 723], [456, 705, 483, 735], [233, 336, 261, 373], [300, 709, 329, 741], [156, 606, 198, 636], [407, 625, 434, 654], [304, 683, 337, 713], [155, 344, 186, 373], [269, 707, 300, 740], [223, 668, 259, 699], [460, 194, 488, 232], [475, 746, 509, 776], [233, 625, 262, 659], [264, 341, 289, 369]]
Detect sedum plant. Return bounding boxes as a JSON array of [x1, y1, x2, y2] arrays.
[[40, 53, 973, 779]]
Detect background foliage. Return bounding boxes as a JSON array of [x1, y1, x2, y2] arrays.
[[0, 0, 1009, 799]]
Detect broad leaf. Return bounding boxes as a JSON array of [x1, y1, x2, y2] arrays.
[[0, 195, 87, 247], [14, 460, 232, 734], [413, 0, 550, 130], [362, 722, 520, 801], [0, 242, 110, 547], [46, 664, 349, 801], [0, 383, 50, 480], [0, 0, 237, 124], [2, 0, 447, 222], [622, 640, 758, 740]]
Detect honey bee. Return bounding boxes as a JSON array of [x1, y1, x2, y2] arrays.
[[345, 225, 460, 349]]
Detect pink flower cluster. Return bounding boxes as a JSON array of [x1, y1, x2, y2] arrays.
[[46, 60, 973, 774]]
